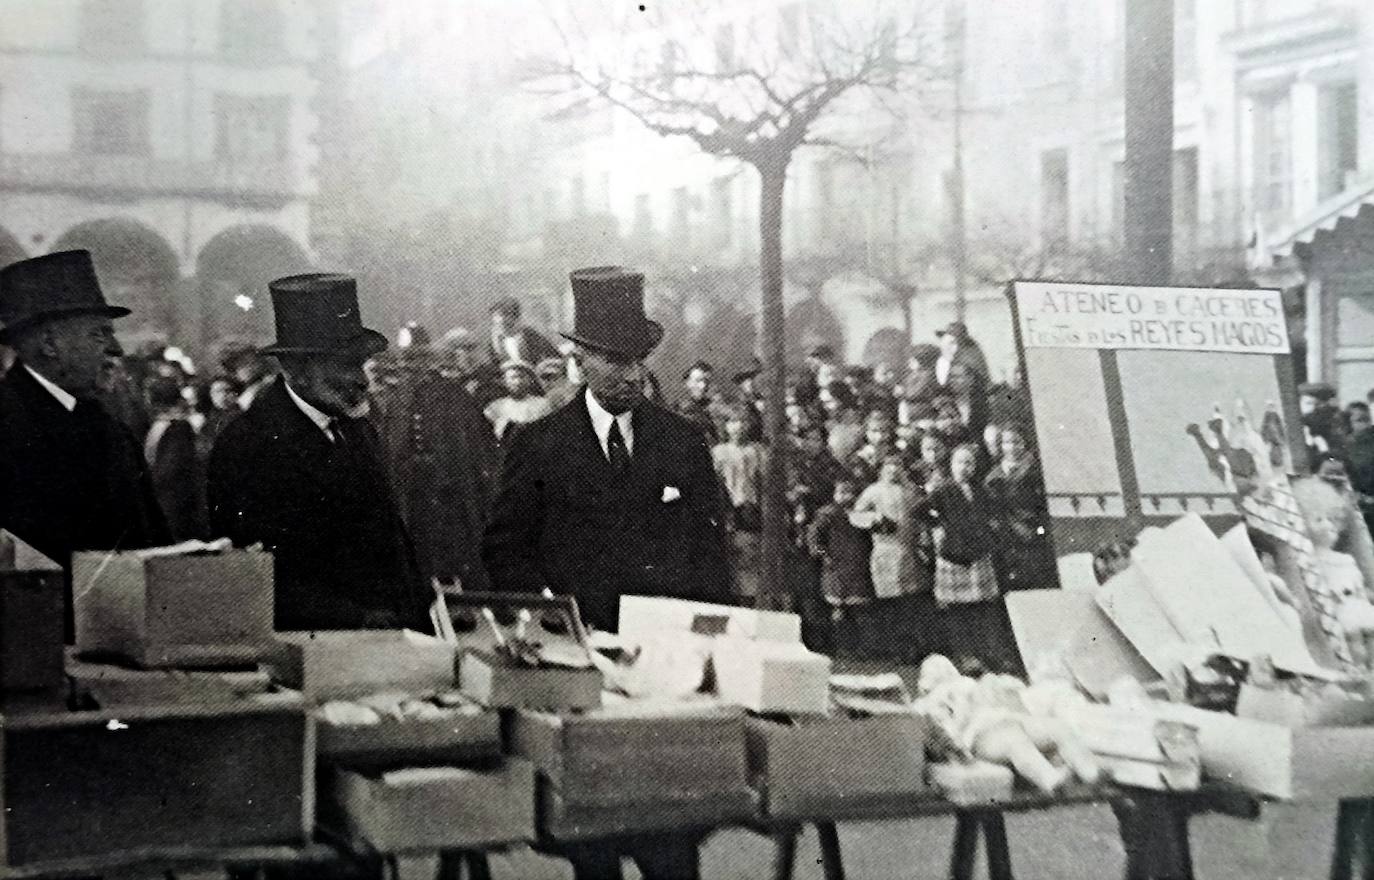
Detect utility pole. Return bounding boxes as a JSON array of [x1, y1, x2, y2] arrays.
[[1123, 0, 1174, 284]]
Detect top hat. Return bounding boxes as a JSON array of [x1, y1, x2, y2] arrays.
[[259, 273, 387, 358], [561, 266, 663, 360], [1298, 381, 1338, 402], [0, 250, 130, 343]]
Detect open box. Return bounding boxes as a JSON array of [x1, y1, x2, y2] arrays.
[[0, 690, 311, 866], [509, 701, 748, 807], [745, 714, 929, 819], [439, 591, 604, 711], [65, 648, 274, 707], [322, 758, 534, 854], [315, 706, 502, 767]]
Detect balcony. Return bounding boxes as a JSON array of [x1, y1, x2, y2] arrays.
[[1223, 2, 1358, 65], [0, 153, 309, 206]]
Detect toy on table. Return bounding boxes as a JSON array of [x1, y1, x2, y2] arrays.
[[913, 654, 1101, 794], [1292, 478, 1374, 670]]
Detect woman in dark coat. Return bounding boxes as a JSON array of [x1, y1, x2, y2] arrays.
[[983, 425, 1056, 592]]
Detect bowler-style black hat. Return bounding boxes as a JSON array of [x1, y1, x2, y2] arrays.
[[0, 250, 129, 343], [561, 266, 663, 360], [259, 273, 387, 358]]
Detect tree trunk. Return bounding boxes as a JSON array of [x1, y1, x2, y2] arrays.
[[756, 155, 791, 610]]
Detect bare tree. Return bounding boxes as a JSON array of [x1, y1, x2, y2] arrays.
[[538, 0, 937, 607]]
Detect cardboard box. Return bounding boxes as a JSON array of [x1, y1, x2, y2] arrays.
[[323, 759, 534, 854], [1129, 699, 1374, 801], [0, 691, 311, 866], [270, 630, 456, 700], [0, 571, 65, 691], [1066, 704, 1200, 767], [509, 702, 748, 807], [618, 596, 801, 642], [711, 638, 831, 715], [66, 649, 274, 707], [746, 715, 928, 819], [316, 709, 502, 767], [72, 549, 274, 668], [458, 649, 602, 711], [1096, 754, 1200, 791], [536, 777, 758, 841]]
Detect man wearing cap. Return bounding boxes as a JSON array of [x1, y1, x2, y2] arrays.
[[482, 266, 732, 877], [207, 274, 429, 631], [0, 250, 170, 639]]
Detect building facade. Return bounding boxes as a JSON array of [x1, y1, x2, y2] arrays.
[[0, 0, 333, 356]]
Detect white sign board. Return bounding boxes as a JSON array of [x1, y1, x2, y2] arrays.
[[1014, 282, 1289, 354]]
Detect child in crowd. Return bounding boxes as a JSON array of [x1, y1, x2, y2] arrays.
[[984, 425, 1056, 591], [713, 407, 766, 599], [807, 478, 874, 656], [853, 456, 924, 599], [916, 442, 1020, 673], [848, 409, 897, 486], [483, 360, 551, 439]]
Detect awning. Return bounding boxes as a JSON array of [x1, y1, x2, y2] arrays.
[[1263, 177, 1374, 260]]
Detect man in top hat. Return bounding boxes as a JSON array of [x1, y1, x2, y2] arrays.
[[0, 250, 170, 640], [482, 266, 732, 878], [207, 274, 430, 631]]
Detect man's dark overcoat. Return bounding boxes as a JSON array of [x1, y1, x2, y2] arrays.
[[208, 378, 429, 631], [0, 363, 170, 638], [482, 389, 733, 631]]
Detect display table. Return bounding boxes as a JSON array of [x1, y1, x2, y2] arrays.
[[756, 782, 1263, 880]]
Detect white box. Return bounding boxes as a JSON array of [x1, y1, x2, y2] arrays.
[[617, 596, 801, 643], [710, 637, 830, 714], [271, 630, 456, 700]]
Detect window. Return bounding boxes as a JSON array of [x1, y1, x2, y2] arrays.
[[79, 0, 144, 53], [1111, 159, 1125, 242], [219, 0, 285, 59], [815, 162, 835, 239], [779, 4, 801, 59], [1040, 148, 1070, 248], [1253, 92, 1292, 218], [672, 186, 691, 243], [633, 194, 653, 240], [570, 175, 586, 217], [711, 176, 734, 250], [1175, 0, 1197, 82], [1318, 82, 1358, 200], [214, 94, 288, 162], [715, 22, 736, 72], [1173, 148, 1199, 268], [1043, 0, 1070, 56], [73, 89, 149, 155]]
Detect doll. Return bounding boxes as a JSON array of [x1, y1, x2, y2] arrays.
[[913, 655, 1100, 793], [1292, 477, 1374, 669]]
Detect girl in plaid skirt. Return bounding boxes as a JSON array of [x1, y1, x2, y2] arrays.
[[915, 442, 1022, 673]]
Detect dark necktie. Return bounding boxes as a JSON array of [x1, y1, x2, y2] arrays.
[[606, 419, 630, 472]]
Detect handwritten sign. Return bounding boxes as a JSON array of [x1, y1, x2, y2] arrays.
[[1014, 282, 1289, 354]]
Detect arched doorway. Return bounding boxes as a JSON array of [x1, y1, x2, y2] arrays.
[[861, 327, 909, 371], [0, 227, 27, 267], [196, 225, 311, 353], [52, 220, 179, 342], [785, 296, 845, 370]]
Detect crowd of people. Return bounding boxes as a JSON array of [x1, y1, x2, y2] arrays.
[[0, 277, 1055, 674]]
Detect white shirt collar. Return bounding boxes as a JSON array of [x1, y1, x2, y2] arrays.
[[24, 365, 77, 412], [284, 380, 335, 440], [584, 389, 634, 458]]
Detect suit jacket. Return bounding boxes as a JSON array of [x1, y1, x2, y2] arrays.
[[482, 390, 733, 631], [375, 370, 500, 591], [0, 363, 170, 640], [207, 379, 429, 631]]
